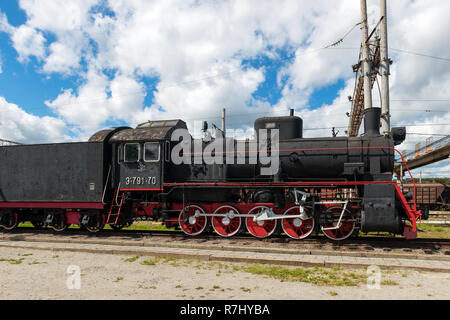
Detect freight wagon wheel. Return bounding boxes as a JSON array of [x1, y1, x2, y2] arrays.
[[1, 211, 19, 231], [51, 213, 69, 232], [281, 206, 315, 239], [179, 205, 208, 236], [85, 214, 105, 233], [321, 206, 355, 241], [245, 206, 277, 238], [52, 223, 69, 232], [211, 205, 242, 237]]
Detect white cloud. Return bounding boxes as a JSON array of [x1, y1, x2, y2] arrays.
[[19, 0, 97, 32], [0, 10, 46, 63], [45, 66, 147, 137], [411, 158, 450, 178], [45, 67, 110, 134], [11, 24, 46, 62], [42, 41, 81, 74], [16, 0, 99, 74], [0, 96, 68, 143], [0, 0, 447, 177], [0, 11, 13, 34]]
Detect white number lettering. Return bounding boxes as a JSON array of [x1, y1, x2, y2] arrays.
[[125, 176, 157, 185]]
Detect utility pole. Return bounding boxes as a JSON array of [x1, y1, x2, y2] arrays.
[[360, 0, 373, 111], [221, 108, 226, 138], [380, 0, 390, 135]]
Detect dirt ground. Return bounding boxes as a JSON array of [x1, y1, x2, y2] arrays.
[[0, 246, 449, 300]]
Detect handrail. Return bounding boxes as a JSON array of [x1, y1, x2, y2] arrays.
[[101, 165, 112, 205], [403, 134, 450, 160]]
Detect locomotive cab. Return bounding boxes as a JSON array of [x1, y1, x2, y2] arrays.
[[108, 119, 187, 192], [116, 140, 163, 190]]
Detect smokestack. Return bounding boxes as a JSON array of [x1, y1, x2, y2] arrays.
[[364, 107, 381, 136]]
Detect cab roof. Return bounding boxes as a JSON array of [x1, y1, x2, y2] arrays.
[[108, 119, 187, 142]]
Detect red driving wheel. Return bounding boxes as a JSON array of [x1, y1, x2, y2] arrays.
[[245, 206, 277, 238], [211, 205, 241, 237], [281, 206, 315, 239], [321, 206, 355, 241], [178, 204, 208, 236]]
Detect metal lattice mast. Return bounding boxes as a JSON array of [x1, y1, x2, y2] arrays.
[[347, 0, 381, 137]]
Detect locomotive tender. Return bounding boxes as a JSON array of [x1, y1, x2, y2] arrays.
[[0, 107, 421, 240]]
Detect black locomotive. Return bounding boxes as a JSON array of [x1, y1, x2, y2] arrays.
[[0, 107, 421, 240]]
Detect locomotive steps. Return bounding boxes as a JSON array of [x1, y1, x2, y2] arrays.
[[1, 232, 449, 273]]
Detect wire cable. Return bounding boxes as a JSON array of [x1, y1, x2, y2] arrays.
[[390, 48, 450, 62]]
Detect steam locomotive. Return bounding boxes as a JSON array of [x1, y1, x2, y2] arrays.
[[0, 107, 421, 240]]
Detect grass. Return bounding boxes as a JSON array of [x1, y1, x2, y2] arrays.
[[352, 224, 450, 239], [18, 221, 173, 232], [139, 285, 157, 289], [123, 256, 140, 262], [28, 260, 47, 265], [113, 277, 124, 282], [328, 291, 338, 296], [107, 221, 173, 231], [141, 257, 161, 266], [0, 258, 25, 264], [125, 255, 182, 266], [416, 224, 450, 238], [243, 264, 367, 287], [381, 279, 398, 286]]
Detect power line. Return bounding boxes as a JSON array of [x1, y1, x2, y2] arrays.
[[387, 99, 450, 102], [324, 21, 362, 48], [406, 133, 449, 136], [14, 23, 363, 111], [390, 48, 450, 62], [398, 123, 450, 127]]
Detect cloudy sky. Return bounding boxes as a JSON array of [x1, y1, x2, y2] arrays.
[[0, 0, 448, 177]]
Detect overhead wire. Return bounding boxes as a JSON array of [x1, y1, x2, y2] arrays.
[[390, 48, 450, 62], [1, 19, 450, 141]]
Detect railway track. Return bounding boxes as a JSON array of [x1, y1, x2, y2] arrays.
[[2, 226, 449, 255], [1, 227, 450, 273], [424, 211, 450, 225]]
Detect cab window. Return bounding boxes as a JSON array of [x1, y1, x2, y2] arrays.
[[124, 143, 140, 162], [144, 143, 160, 162]]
